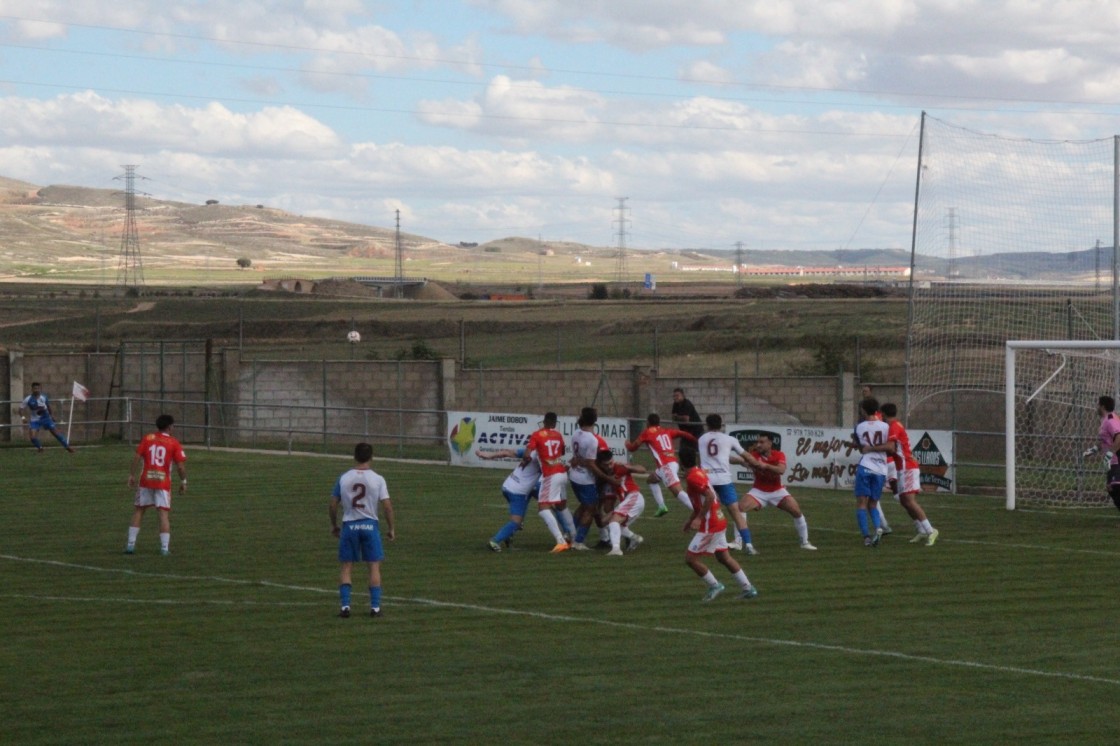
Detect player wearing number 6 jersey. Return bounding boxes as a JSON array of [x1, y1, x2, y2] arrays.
[[625, 413, 697, 516], [125, 414, 187, 555], [698, 414, 757, 555], [330, 442, 395, 618]]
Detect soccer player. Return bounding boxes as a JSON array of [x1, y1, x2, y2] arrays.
[[19, 382, 75, 453], [853, 397, 894, 547], [698, 413, 757, 555], [858, 385, 893, 535], [1091, 395, 1120, 511], [124, 414, 187, 555], [478, 447, 540, 551], [330, 442, 395, 618], [569, 407, 613, 550], [739, 433, 816, 550], [595, 449, 647, 556], [880, 403, 939, 545], [681, 451, 758, 601], [625, 412, 697, 516], [525, 412, 577, 552]]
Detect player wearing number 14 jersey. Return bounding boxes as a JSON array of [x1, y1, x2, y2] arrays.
[[125, 414, 187, 555]]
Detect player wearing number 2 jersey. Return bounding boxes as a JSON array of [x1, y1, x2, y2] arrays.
[[330, 442, 395, 618], [124, 414, 187, 556]]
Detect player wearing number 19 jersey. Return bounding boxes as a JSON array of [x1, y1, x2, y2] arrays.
[[681, 452, 758, 601], [125, 414, 187, 555], [330, 442, 395, 618]]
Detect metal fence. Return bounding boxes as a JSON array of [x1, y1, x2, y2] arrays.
[[3, 396, 446, 458]]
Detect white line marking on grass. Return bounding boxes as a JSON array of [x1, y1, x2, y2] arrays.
[[399, 596, 1120, 687], [5, 553, 1118, 687], [808, 527, 1120, 556], [0, 593, 320, 607]]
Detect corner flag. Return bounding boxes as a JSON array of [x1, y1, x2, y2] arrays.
[[72, 381, 90, 402]]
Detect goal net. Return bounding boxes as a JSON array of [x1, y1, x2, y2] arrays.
[[905, 114, 1120, 503], [1006, 341, 1120, 509]]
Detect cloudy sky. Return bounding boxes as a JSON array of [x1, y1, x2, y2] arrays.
[[1, 1, 1119, 253]]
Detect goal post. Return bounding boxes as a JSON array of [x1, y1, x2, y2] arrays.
[[1005, 340, 1120, 510]]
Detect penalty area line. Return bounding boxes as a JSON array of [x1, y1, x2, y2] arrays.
[[6, 553, 1118, 687], [400, 596, 1120, 688]]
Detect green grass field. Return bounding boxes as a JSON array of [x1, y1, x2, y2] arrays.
[[4, 445, 1120, 743]]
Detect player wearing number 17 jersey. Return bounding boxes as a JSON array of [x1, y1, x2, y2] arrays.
[[526, 412, 577, 552], [330, 442, 395, 618], [625, 413, 697, 516], [125, 414, 187, 555]]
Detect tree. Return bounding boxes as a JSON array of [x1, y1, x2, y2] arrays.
[[236, 257, 252, 269]]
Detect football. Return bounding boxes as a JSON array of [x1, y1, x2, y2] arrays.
[[346, 330, 361, 344]]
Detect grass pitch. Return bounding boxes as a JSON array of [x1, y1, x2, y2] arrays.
[[3, 446, 1119, 743]]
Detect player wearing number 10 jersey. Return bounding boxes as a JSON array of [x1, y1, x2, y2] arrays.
[[125, 414, 187, 556], [625, 413, 697, 516], [330, 442, 395, 618]]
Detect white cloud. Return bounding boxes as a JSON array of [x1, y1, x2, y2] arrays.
[[0, 92, 344, 157], [417, 75, 606, 141]]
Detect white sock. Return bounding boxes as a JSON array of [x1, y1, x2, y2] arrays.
[[701, 570, 719, 587], [557, 507, 576, 537], [877, 504, 891, 530], [676, 490, 692, 509], [732, 569, 751, 590], [608, 522, 622, 550], [794, 515, 809, 544], [599, 526, 609, 542], [159, 532, 170, 551], [127, 527, 140, 546], [539, 510, 565, 543], [649, 482, 667, 510], [920, 519, 934, 534], [621, 526, 635, 539]]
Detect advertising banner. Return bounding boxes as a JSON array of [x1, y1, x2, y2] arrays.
[[447, 411, 631, 468], [723, 424, 955, 492]]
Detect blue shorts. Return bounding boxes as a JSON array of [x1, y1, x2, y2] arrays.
[[713, 483, 739, 507], [338, 519, 384, 563], [854, 466, 886, 502], [28, 417, 56, 431], [570, 481, 600, 506], [502, 488, 531, 518]]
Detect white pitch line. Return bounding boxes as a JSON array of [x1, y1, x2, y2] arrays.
[[806, 526, 1120, 556], [4, 552, 1118, 687], [0, 593, 320, 607]]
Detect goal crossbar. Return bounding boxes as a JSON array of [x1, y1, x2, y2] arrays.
[[1006, 340, 1120, 510]]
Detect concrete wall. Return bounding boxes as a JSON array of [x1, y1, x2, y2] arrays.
[[7, 349, 970, 449]]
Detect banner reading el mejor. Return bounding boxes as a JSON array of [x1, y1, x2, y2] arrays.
[[723, 424, 955, 493], [447, 411, 631, 468]]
